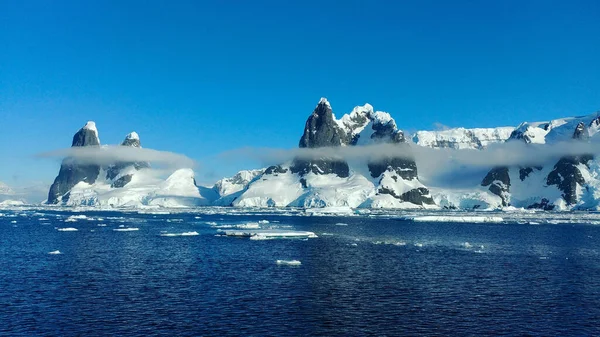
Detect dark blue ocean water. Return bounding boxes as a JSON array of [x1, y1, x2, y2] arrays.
[[1, 209, 600, 336]]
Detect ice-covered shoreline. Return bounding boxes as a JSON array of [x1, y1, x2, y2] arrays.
[[4, 205, 600, 225]]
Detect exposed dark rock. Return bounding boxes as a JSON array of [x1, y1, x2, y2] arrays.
[[546, 122, 593, 205], [573, 122, 589, 141], [111, 174, 133, 188], [519, 167, 533, 181], [519, 166, 542, 181], [47, 122, 101, 204], [547, 156, 586, 205], [105, 132, 150, 186], [365, 112, 432, 205], [377, 185, 435, 205], [299, 178, 308, 189], [264, 165, 288, 175], [291, 159, 349, 178], [481, 166, 510, 206], [292, 99, 350, 177], [368, 156, 418, 180], [526, 198, 555, 211], [298, 99, 347, 148]]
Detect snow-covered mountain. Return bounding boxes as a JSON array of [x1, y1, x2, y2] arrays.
[[43, 102, 600, 210], [412, 127, 515, 150], [475, 113, 600, 210]]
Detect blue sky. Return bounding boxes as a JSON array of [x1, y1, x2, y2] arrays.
[[1, 0, 599, 187]]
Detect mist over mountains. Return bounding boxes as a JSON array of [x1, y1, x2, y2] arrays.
[[4, 98, 600, 211]]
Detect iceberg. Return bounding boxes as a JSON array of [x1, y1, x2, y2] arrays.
[[276, 260, 301, 266], [224, 229, 318, 240], [406, 216, 504, 223], [57, 227, 78, 231]]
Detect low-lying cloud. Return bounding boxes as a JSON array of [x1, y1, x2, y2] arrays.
[[37, 146, 196, 168], [218, 140, 600, 187], [220, 140, 599, 167]]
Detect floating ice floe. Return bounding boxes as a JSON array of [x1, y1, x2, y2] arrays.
[[113, 228, 139, 232], [305, 206, 354, 216], [160, 231, 199, 237], [224, 229, 318, 240], [235, 222, 261, 229], [406, 216, 504, 223], [276, 260, 301, 266], [57, 227, 78, 231], [48, 250, 61, 255], [65, 215, 88, 222]]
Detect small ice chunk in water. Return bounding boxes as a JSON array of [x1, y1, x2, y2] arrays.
[[258, 220, 269, 224], [160, 231, 199, 237], [463, 242, 472, 248], [57, 227, 78, 232], [65, 215, 87, 222], [334, 223, 348, 226], [113, 227, 138, 232], [276, 260, 301, 266], [235, 222, 260, 229], [48, 250, 61, 255]]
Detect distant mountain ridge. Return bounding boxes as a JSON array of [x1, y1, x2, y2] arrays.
[[43, 99, 600, 210]]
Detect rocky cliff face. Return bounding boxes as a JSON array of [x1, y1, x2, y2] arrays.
[[291, 98, 350, 177], [105, 132, 150, 188], [288, 98, 434, 206], [365, 114, 434, 205], [481, 166, 510, 206], [47, 122, 101, 204], [546, 122, 593, 205]]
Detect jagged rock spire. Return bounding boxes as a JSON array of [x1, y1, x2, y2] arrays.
[[47, 121, 102, 204]]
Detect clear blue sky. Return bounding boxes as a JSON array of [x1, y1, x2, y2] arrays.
[[1, 0, 599, 187]]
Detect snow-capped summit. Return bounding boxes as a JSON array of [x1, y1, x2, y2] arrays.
[[105, 132, 149, 187], [83, 121, 97, 131], [121, 132, 142, 148], [48, 122, 103, 203], [126, 131, 139, 140], [72, 121, 101, 147], [317, 97, 331, 108]]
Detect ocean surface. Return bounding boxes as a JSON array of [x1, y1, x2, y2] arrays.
[[1, 207, 600, 336]]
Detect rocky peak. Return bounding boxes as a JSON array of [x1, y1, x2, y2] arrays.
[[47, 121, 102, 204], [121, 132, 141, 147], [72, 121, 100, 147], [106, 132, 150, 186], [298, 98, 347, 148], [292, 98, 350, 178], [573, 122, 588, 140], [370, 112, 405, 144]]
